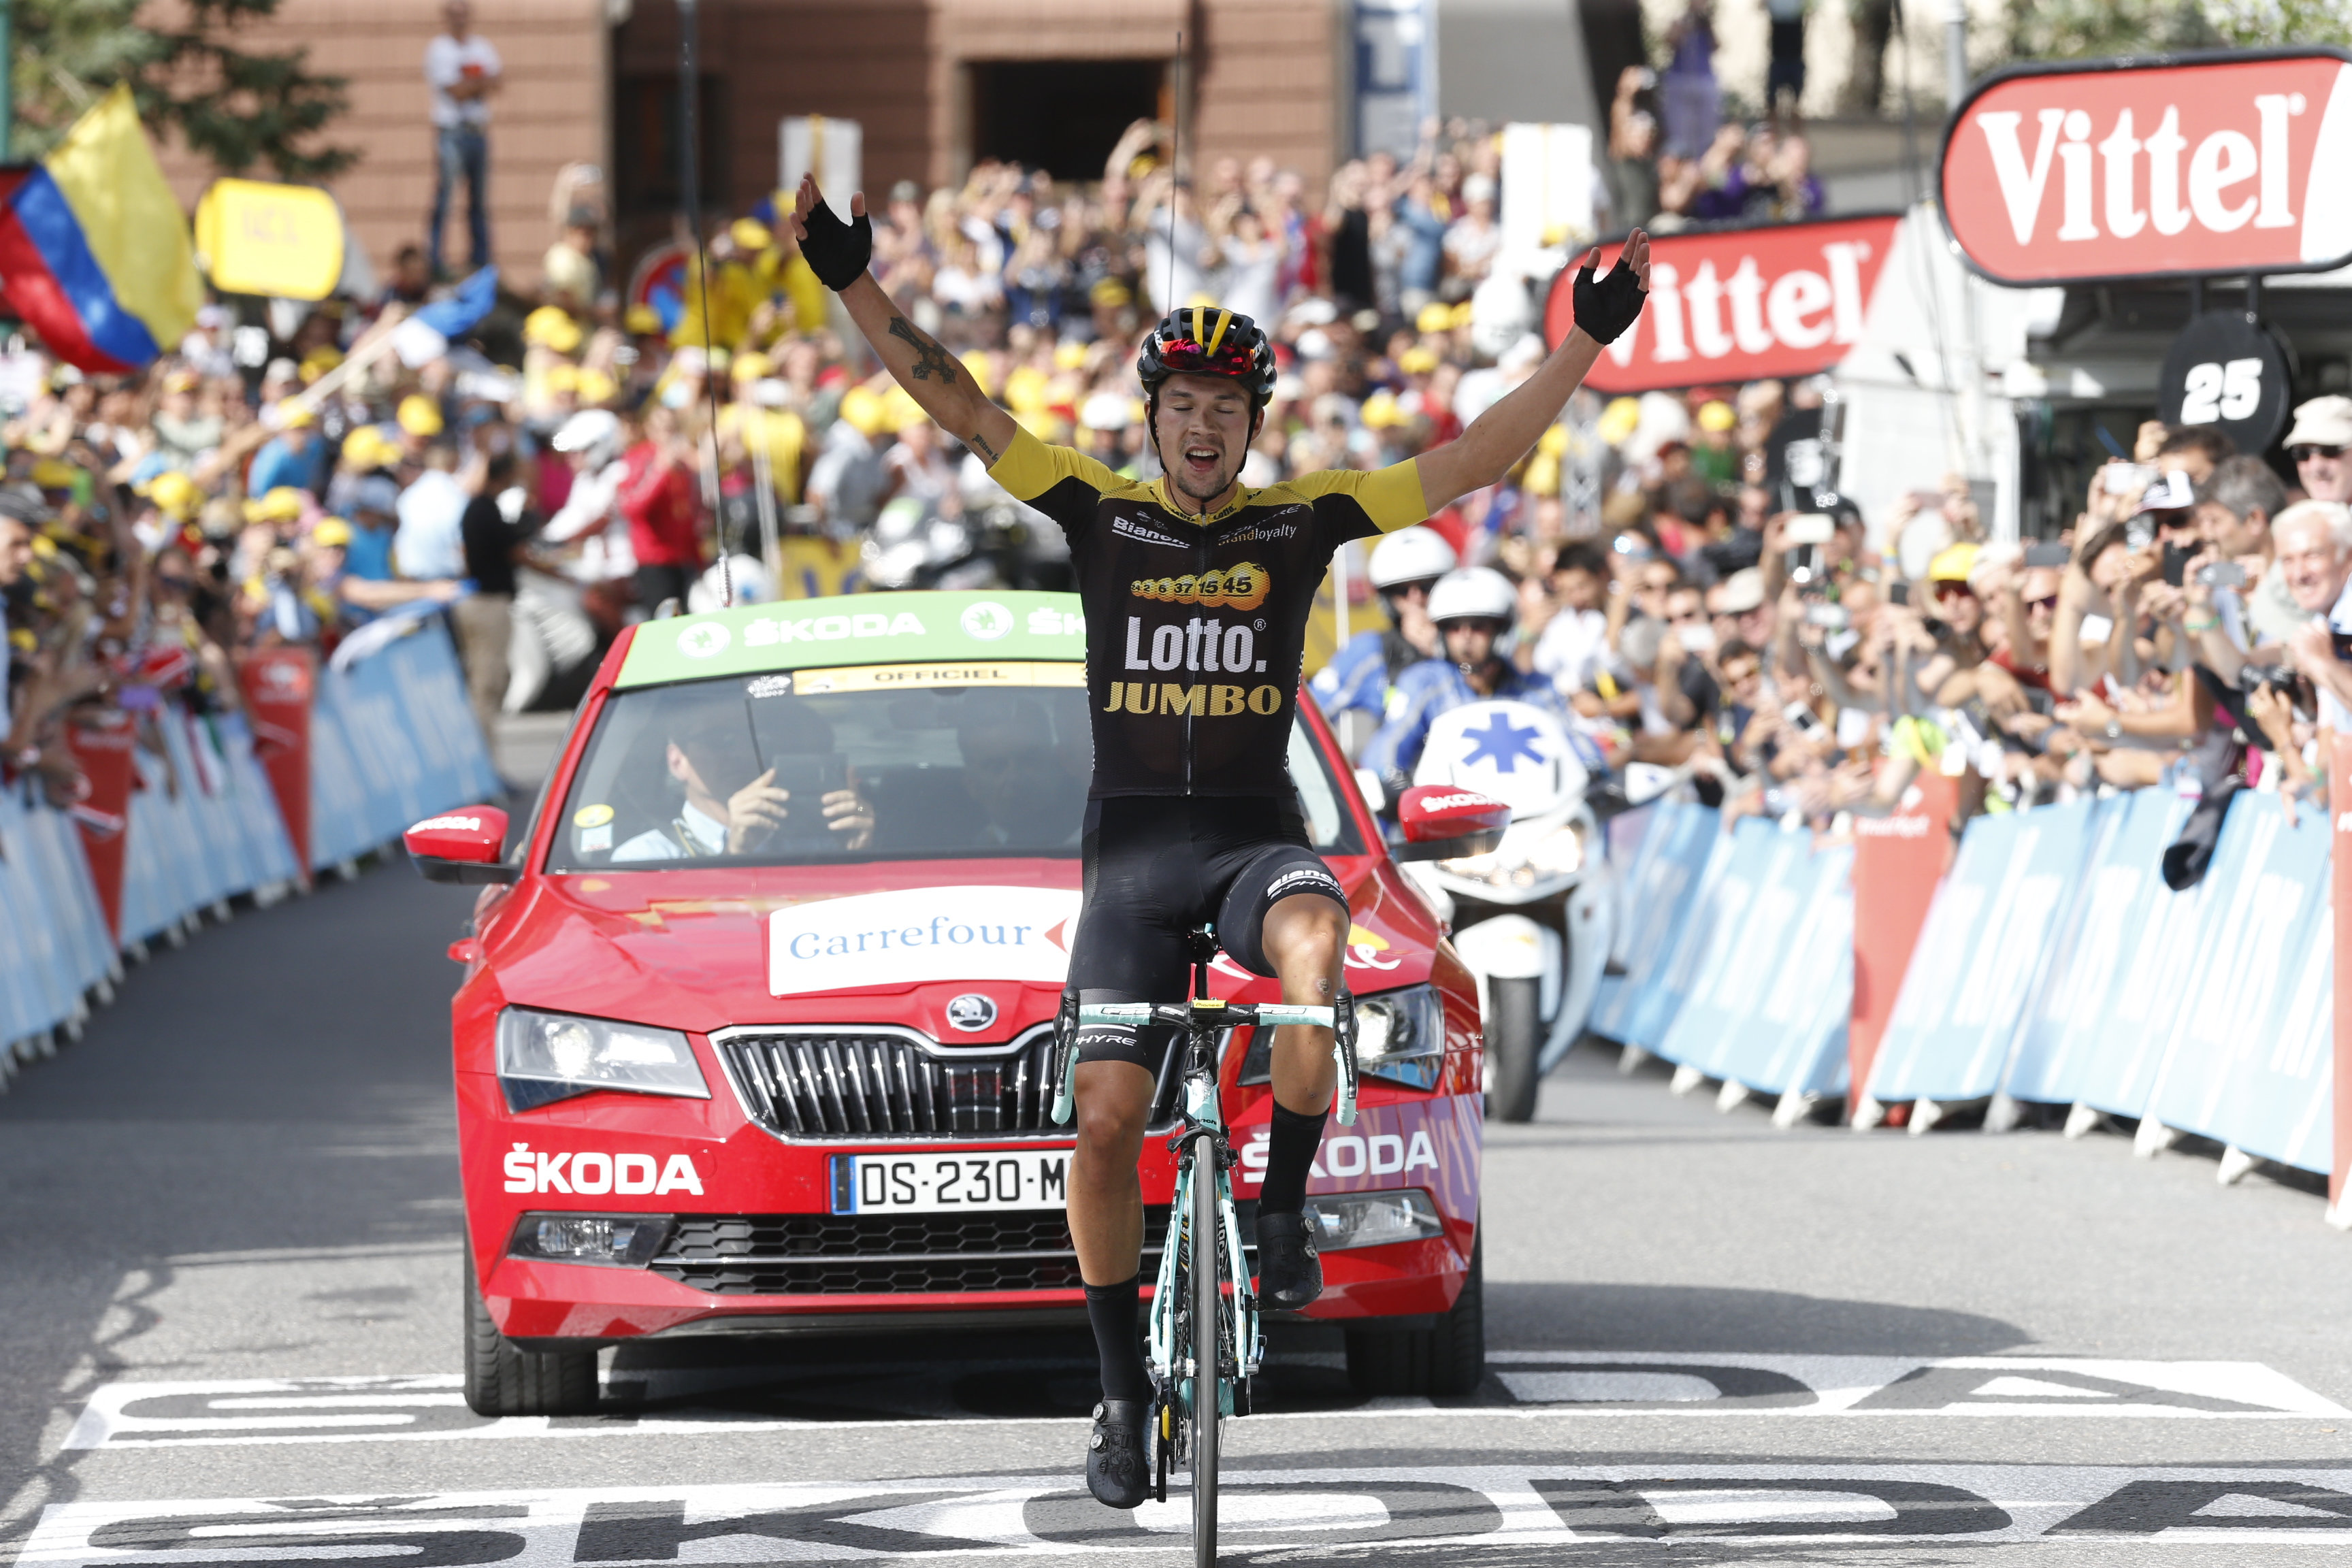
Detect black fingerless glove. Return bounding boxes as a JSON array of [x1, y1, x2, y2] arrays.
[[798, 199, 872, 291], [1573, 248, 1647, 344]]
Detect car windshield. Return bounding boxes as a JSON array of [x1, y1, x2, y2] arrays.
[[548, 662, 1365, 869]]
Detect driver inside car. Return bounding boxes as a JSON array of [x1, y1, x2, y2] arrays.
[[611, 687, 874, 860]]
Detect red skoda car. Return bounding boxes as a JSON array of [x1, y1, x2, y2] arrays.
[[410, 590, 1485, 1414]]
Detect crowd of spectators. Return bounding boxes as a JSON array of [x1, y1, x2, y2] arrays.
[[7, 80, 2336, 862]]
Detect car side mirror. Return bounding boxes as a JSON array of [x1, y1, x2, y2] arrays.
[[405, 806, 519, 884], [1392, 785, 1509, 862]]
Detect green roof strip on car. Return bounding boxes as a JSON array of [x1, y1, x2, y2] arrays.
[[614, 589, 1087, 688]]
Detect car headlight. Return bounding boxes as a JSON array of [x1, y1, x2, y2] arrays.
[[1236, 983, 1448, 1092], [1301, 1188, 1446, 1250], [496, 1007, 710, 1111]]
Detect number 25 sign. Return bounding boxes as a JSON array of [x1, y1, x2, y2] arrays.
[[2157, 310, 2291, 455]]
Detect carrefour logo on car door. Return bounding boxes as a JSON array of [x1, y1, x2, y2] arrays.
[[770, 885, 1082, 997]]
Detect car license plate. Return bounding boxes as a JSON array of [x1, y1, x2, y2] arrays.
[[829, 1151, 1071, 1214]]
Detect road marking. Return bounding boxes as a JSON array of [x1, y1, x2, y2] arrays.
[[24, 1466, 2352, 1563], [62, 1356, 2343, 1450]]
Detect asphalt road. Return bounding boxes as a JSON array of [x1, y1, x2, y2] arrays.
[[5, 849, 2352, 1565]]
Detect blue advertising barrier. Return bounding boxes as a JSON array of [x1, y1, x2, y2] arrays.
[[2140, 794, 2334, 1173], [311, 621, 502, 872], [4, 615, 498, 1071], [1997, 789, 2186, 1107], [1865, 798, 2101, 1105], [1656, 819, 1812, 1073], [1589, 799, 1721, 1049], [1712, 843, 1855, 1102]]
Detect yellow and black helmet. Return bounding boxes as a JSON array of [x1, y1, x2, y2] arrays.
[[1135, 306, 1277, 408]]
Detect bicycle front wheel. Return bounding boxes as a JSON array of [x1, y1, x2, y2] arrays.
[[1190, 1141, 1220, 1566]]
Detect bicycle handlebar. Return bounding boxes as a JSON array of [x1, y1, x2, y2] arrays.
[[1078, 1002, 1336, 1029]]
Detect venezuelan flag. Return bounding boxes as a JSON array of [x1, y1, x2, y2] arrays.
[[0, 85, 203, 374]]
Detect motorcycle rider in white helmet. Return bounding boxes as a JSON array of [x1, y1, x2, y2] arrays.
[[1359, 566, 1597, 811], [1309, 524, 1457, 755]]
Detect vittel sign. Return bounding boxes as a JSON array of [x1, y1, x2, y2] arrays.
[[1942, 50, 2352, 284], [1546, 214, 1899, 393]]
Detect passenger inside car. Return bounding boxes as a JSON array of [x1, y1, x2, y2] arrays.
[[609, 687, 874, 860]]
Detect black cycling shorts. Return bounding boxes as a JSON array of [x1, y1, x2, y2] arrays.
[[1067, 794, 1347, 1071]]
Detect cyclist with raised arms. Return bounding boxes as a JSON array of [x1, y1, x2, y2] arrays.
[[789, 175, 1648, 1509]]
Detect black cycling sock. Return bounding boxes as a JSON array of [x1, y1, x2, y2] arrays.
[[1083, 1274, 1151, 1402], [1258, 1102, 1326, 1216]]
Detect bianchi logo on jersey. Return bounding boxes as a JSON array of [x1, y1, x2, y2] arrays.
[[1112, 515, 1191, 549], [1129, 561, 1270, 611]]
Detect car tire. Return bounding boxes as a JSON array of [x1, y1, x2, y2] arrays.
[[1343, 1230, 1485, 1397], [1487, 976, 1542, 1124], [463, 1252, 598, 1416]]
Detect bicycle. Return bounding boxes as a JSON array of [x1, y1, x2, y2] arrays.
[[1051, 928, 1358, 1567]]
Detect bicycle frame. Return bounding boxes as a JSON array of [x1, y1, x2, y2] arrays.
[[1051, 983, 1358, 1513]]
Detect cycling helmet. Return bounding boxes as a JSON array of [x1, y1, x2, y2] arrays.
[[1426, 566, 1518, 629], [1369, 525, 1459, 591], [1136, 305, 1278, 409]]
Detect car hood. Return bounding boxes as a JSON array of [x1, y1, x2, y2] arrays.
[[480, 853, 1439, 1039]]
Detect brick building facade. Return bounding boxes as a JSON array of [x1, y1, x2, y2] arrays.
[[169, 0, 1347, 298]]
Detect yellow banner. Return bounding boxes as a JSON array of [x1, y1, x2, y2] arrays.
[[195, 180, 345, 301]]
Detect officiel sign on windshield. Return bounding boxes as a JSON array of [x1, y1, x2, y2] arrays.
[[1545, 215, 1899, 393], [615, 590, 1085, 688], [1942, 50, 2352, 285]]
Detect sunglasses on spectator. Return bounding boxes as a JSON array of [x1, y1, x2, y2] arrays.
[[1386, 578, 1440, 600], [1442, 617, 1507, 636], [2025, 593, 2059, 612], [1933, 581, 1975, 599], [2291, 444, 2350, 463], [1667, 608, 1705, 623]]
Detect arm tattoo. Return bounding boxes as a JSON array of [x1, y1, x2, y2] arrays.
[[968, 431, 1000, 465], [887, 316, 960, 385]]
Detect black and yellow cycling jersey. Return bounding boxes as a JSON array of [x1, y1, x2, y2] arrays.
[[987, 425, 1428, 797]]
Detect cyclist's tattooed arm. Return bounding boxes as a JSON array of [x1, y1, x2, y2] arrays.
[[833, 274, 1019, 466]]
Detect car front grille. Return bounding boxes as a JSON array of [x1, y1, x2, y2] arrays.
[[715, 1025, 1179, 1141], [650, 1208, 1174, 1295]]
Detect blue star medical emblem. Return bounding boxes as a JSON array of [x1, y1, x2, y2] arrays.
[[1461, 711, 1544, 772]]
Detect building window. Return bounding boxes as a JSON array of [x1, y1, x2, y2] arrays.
[[615, 71, 730, 220], [968, 59, 1165, 180]]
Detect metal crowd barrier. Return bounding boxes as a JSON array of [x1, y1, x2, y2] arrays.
[[1595, 787, 2334, 1192], [0, 619, 501, 1085]]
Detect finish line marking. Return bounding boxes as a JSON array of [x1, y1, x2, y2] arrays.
[[24, 1465, 2352, 1563], [59, 1356, 2346, 1450]]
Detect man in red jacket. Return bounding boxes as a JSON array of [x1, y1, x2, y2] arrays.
[[619, 405, 703, 613]]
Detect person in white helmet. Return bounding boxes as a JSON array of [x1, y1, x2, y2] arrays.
[[1308, 524, 1457, 754], [1358, 566, 1590, 809]]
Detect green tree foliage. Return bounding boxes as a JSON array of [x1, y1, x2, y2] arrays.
[[2005, 0, 2352, 60], [12, 0, 355, 180]]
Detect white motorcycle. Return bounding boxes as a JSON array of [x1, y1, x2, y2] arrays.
[[1386, 699, 1622, 1122]]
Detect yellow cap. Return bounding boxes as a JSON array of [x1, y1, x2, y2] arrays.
[[1416, 301, 1455, 335], [340, 426, 385, 467], [310, 517, 353, 548], [576, 368, 617, 405], [959, 350, 994, 398], [1929, 542, 1982, 583], [298, 346, 344, 383], [276, 398, 316, 429], [837, 385, 890, 437], [1448, 300, 1476, 331], [879, 385, 926, 434], [1537, 422, 1571, 457], [1090, 276, 1132, 308], [624, 303, 664, 335], [144, 470, 202, 519], [1360, 390, 1404, 429], [1004, 364, 1051, 416], [1597, 396, 1642, 447], [523, 306, 583, 353], [1697, 399, 1736, 434], [397, 394, 444, 438], [29, 457, 78, 489], [730, 350, 770, 384], [730, 217, 773, 252], [544, 363, 581, 394], [1053, 340, 1089, 372], [255, 486, 306, 523], [1397, 346, 1440, 376]]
